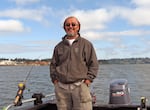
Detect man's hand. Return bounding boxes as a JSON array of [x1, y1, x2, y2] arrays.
[[84, 79, 91, 86], [54, 80, 58, 84]]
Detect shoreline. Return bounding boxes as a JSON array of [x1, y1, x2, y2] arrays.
[[0, 58, 150, 66]]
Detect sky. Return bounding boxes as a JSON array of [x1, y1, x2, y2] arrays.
[[0, 0, 150, 60]]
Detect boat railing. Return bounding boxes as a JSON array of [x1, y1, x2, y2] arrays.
[[3, 93, 55, 110]]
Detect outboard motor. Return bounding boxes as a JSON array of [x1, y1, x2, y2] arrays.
[[109, 79, 131, 104]]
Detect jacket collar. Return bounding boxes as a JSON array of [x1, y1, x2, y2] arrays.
[[62, 33, 81, 45]]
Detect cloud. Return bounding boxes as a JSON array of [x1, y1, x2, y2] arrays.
[[0, 20, 30, 32], [63, 0, 150, 49], [131, 0, 150, 7], [82, 30, 150, 40], [10, 0, 41, 5], [0, 44, 24, 53], [0, 42, 50, 54], [0, 6, 51, 23], [107, 0, 150, 26], [117, 7, 150, 26], [1, 0, 150, 59], [69, 8, 114, 31], [60, 0, 150, 59], [65, 0, 150, 30]]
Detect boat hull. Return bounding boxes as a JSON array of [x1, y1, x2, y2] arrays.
[[23, 102, 150, 110]]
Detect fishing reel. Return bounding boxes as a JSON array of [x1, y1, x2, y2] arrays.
[[13, 82, 26, 106]]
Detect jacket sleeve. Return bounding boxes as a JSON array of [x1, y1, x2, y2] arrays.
[[50, 48, 58, 83], [84, 42, 99, 82]]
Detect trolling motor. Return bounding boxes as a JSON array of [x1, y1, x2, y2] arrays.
[[13, 82, 25, 106]]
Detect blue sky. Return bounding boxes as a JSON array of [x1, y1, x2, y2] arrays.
[[0, 0, 150, 60]]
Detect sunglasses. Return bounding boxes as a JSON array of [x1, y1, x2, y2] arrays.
[[65, 23, 78, 27]]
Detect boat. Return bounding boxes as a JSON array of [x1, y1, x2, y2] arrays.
[[15, 101, 150, 110], [4, 96, 150, 110], [4, 79, 150, 110], [24, 104, 150, 110]]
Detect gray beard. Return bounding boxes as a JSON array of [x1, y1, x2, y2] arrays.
[[66, 33, 76, 37]]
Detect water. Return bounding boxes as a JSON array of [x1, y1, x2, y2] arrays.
[[0, 64, 150, 109]]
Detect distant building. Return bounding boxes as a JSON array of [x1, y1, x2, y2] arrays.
[[0, 60, 16, 65]]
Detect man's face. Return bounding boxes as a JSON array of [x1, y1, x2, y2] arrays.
[[64, 17, 80, 37]]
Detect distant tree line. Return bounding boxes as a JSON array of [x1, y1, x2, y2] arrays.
[[99, 58, 150, 64], [0, 58, 50, 61], [0, 58, 150, 64]]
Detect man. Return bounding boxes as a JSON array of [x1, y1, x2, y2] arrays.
[[50, 16, 99, 110]]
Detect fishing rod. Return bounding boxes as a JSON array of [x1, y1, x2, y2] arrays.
[[3, 55, 54, 110], [2, 63, 34, 110], [13, 56, 43, 106]]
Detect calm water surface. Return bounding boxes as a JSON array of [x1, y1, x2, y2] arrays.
[[0, 64, 150, 109]]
